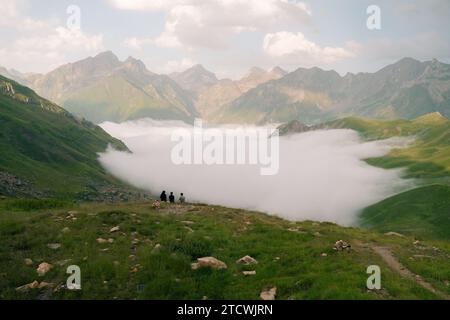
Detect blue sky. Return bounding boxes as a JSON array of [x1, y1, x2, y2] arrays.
[[1, 0, 449, 78]]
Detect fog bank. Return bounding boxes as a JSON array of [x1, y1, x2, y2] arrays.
[[99, 118, 413, 226]]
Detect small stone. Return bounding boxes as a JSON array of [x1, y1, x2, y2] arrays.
[[243, 270, 256, 276], [152, 244, 161, 253], [37, 262, 52, 276], [47, 243, 61, 250], [24, 258, 33, 266], [236, 255, 258, 265], [191, 262, 200, 270], [333, 240, 351, 251], [184, 226, 194, 233], [321, 253, 328, 257], [62, 227, 70, 233], [110, 226, 120, 233], [67, 211, 78, 215], [181, 220, 194, 225], [96, 238, 108, 244], [260, 287, 277, 300], [107, 238, 114, 243]]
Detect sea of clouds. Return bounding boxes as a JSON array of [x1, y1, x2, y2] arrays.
[[99, 118, 414, 226]]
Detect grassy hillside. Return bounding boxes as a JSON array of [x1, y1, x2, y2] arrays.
[[0, 75, 138, 199], [1, 199, 449, 300], [279, 113, 450, 180], [359, 185, 450, 241], [63, 75, 194, 124]]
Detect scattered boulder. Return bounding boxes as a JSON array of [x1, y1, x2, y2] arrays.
[[333, 240, 351, 251], [110, 226, 120, 233], [181, 220, 194, 225], [321, 253, 328, 257], [184, 226, 194, 233], [191, 257, 227, 270], [152, 244, 161, 253], [47, 243, 61, 250], [36, 262, 52, 276], [260, 287, 277, 300], [24, 258, 33, 266], [236, 255, 258, 265], [243, 270, 256, 276]]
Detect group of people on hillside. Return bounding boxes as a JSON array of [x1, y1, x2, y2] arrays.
[[159, 190, 185, 204]]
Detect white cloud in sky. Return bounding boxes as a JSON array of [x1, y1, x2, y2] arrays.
[[123, 36, 154, 50], [110, 0, 312, 50], [108, 0, 179, 11], [0, 0, 104, 73], [263, 31, 355, 64]]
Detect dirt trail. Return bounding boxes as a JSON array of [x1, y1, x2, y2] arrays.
[[372, 246, 450, 300]]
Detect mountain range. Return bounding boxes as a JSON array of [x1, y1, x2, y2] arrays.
[[1, 53, 449, 125]]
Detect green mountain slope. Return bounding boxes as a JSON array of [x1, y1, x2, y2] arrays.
[[29, 52, 197, 124], [279, 113, 450, 179], [359, 185, 450, 241], [0, 75, 136, 199]]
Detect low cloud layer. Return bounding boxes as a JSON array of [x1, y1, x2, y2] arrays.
[[99, 119, 413, 226]]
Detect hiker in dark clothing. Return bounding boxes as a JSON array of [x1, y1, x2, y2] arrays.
[[169, 192, 175, 203], [160, 190, 167, 202]]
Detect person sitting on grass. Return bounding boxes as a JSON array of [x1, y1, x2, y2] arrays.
[[160, 190, 167, 202], [169, 192, 175, 203], [179, 193, 185, 204]]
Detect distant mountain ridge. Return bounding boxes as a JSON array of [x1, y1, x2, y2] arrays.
[[2, 55, 449, 125], [23, 51, 198, 124], [169, 64, 219, 93], [218, 58, 450, 124]]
